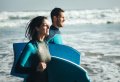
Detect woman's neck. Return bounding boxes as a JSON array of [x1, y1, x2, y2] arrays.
[[37, 34, 45, 42]]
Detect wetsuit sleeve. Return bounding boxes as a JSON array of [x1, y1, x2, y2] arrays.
[[15, 43, 36, 74], [53, 34, 63, 44], [48, 34, 63, 44]]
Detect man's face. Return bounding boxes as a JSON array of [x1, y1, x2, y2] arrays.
[[56, 12, 65, 27]]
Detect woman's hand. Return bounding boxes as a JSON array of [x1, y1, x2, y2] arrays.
[[37, 62, 47, 72]]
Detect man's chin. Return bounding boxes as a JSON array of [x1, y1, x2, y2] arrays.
[[59, 25, 64, 27], [61, 24, 64, 27]]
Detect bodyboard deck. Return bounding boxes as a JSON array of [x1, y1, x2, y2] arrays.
[[11, 42, 83, 80]]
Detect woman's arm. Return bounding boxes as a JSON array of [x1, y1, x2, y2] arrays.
[[15, 43, 36, 74]]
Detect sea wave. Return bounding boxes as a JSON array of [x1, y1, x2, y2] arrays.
[[0, 8, 120, 27]]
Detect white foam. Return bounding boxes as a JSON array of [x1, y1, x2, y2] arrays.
[[0, 20, 28, 28], [0, 8, 120, 27], [65, 8, 120, 25]]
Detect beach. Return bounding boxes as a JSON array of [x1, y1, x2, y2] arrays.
[[0, 9, 120, 82]]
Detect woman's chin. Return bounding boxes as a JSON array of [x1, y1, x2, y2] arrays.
[[45, 33, 49, 36]]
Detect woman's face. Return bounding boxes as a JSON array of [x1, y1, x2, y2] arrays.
[[37, 19, 50, 36]]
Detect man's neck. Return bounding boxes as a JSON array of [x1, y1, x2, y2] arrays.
[[51, 25, 59, 30], [52, 24, 58, 28]]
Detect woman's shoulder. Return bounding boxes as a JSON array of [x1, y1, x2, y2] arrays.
[[26, 41, 37, 54]]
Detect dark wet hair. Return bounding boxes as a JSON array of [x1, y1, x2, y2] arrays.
[[51, 7, 64, 23], [25, 16, 47, 40]]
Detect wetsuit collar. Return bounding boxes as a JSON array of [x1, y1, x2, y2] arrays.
[[50, 25, 59, 30]]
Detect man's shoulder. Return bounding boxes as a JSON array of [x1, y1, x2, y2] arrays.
[[50, 26, 60, 34]]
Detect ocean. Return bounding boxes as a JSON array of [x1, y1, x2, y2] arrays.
[[0, 8, 120, 82]]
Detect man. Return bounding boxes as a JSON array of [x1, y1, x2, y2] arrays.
[[46, 7, 65, 44]]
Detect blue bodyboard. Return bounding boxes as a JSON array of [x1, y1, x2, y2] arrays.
[[48, 43, 80, 64], [48, 56, 90, 82], [11, 42, 81, 78]]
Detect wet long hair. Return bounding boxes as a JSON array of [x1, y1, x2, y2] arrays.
[[25, 16, 47, 40]]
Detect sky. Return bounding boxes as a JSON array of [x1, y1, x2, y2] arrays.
[[0, 0, 120, 11]]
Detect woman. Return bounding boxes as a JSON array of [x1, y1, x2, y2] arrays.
[[15, 16, 51, 82]]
